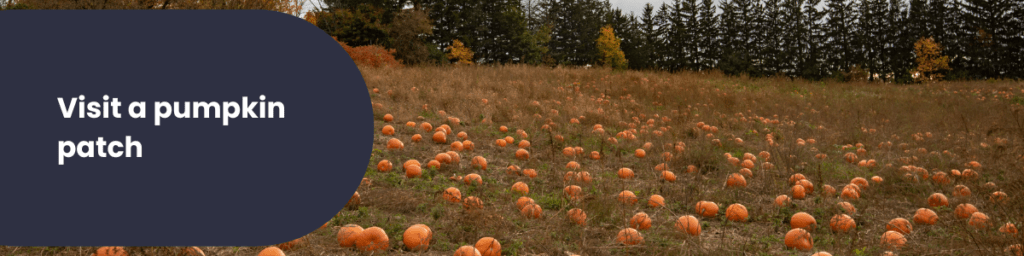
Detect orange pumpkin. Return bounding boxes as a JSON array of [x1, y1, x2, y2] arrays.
[[726, 203, 748, 222], [837, 202, 856, 214], [564, 185, 583, 200], [675, 215, 701, 236], [629, 212, 653, 230], [617, 190, 638, 205], [95, 247, 127, 256], [521, 203, 542, 219], [443, 187, 462, 203], [616, 228, 644, 245], [463, 196, 483, 211], [516, 197, 535, 210], [377, 160, 393, 172], [411, 134, 423, 142], [515, 149, 530, 160], [257, 247, 285, 256], [337, 224, 364, 247], [387, 138, 405, 150], [955, 203, 978, 219], [432, 131, 447, 143], [726, 173, 747, 188], [784, 228, 813, 251], [661, 171, 677, 182], [850, 177, 869, 190], [648, 195, 665, 208], [880, 231, 906, 249], [455, 245, 482, 256], [796, 179, 814, 194], [928, 193, 949, 207], [775, 195, 791, 206], [617, 168, 635, 179], [791, 185, 807, 200], [790, 212, 817, 230], [567, 208, 587, 225], [913, 208, 938, 225], [830, 214, 856, 233], [968, 212, 990, 229], [403, 224, 432, 251], [405, 164, 422, 178], [382, 125, 395, 135], [471, 156, 488, 170], [886, 218, 913, 235], [511, 182, 529, 195], [421, 122, 433, 132], [696, 201, 719, 217], [355, 227, 389, 252], [475, 237, 501, 256], [999, 222, 1018, 236]]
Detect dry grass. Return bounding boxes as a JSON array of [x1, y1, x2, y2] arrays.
[[4, 65, 1023, 256]]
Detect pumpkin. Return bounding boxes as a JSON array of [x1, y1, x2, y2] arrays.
[[387, 138, 405, 150], [811, 252, 832, 256], [791, 185, 807, 200], [590, 151, 600, 159], [871, 176, 883, 184], [635, 149, 646, 158], [515, 149, 530, 160], [968, 212, 990, 229], [790, 212, 817, 230], [566, 161, 580, 170], [928, 193, 948, 207], [405, 121, 416, 128], [726, 203, 748, 222], [471, 156, 488, 170], [675, 215, 701, 236], [789, 174, 807, 184], [499, 126, 509, 132], [840, 185, 860, 201], [355, 227, 389, 252], [515, 197, 536, 211], [1005, 244, 1023, 256], [616, 228, 644, 245], [830, 214, 856, 233], [837, 202, 856, 214], [843, 152, 858, 163], [661, 171, 677, 182], [463, 196, 483, 211], [741, 159, 755, 169], [522, 168, 538, 178], [518, 140, 531, 148], [686, 165, 698, 173], [382, 125, 395, 135], [562, 147, 575, 156], [337, 224, 364, 247], [796, 179, 814, 194], [630, 212, 653, 231], [913, 208, 938, 225], [475, 237, 501, 256], [617, 168, 635, 179], [257, 247, 285, 256], [450, 141, 464, 152], [511, 182, 529, 195], [953, 185, 971, 197], [421, 122, 433, 132], [403, 224, 432, 251], [521, 203, 542, 219], [775, 195, 791, 206], [738, 168, 753, 178], [886, 218, 912, 235], [617, 190, 638, 205], [432, 131, 447, 143], [377, 160, 393, 172], [504, 136, 515, 144], [727, 157, 740, 166], [931, 171, 950, 184], [567, 208, 587, 225], [427, 160, 442, 170], [455, 245, 482, 256], [955, 203, 978, 219], [505, 165, 521, 175], [95, 247, 127, 256], [495, 139, 507, 147], [850, 177, 869, 190], [880, 230, 906, 249], [405, 164, 422, 178], [563, 185, 583, 200], [821, 185, 836, 197], [576, 172, 592, 183], [411, 134, 423, 142], [443, 187, 462, 203], [277, 237, 304, 250], [784, 228, 813, 251], [696, 201, 719, 217], [999, 223, 1018, 236], [726, 173, 747, 188]]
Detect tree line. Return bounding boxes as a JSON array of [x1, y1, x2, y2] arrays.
[[4, 0, 1019, 82], [311, 0, 1021, 82]]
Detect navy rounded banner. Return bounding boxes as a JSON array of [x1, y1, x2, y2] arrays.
[[0, 10, 371, 246]]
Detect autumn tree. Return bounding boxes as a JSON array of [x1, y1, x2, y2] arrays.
[[596, 24, 628, 70], [446, 39, 474, 65], [912, 37, 950, 82]]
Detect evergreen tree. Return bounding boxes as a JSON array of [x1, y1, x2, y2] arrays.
[[823, 0, 859, 77]]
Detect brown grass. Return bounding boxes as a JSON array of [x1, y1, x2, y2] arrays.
[[4, 65, 1023, 255]]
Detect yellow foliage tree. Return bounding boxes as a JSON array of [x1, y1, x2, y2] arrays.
[[446, 39, 474, 65], [596, 24, 628, 70], [912, 37, 950, 82]]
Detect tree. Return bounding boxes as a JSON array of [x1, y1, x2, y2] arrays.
[[596, 24, 628, 70], [913, 37, 951, 82], [389, 9, 434, 65], [446, 39, 475, 65]]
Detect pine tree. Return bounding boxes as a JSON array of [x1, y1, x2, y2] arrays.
[[695, 0, 719, 71], [823, 0, 858, 77]]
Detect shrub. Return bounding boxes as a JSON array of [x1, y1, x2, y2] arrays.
[[336, 38, 402, 68]]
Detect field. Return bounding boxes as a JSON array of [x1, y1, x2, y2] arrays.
[[4, 65, 1024, 255]]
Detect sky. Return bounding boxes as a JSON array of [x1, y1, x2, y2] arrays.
[[301, 0, 672, 17]]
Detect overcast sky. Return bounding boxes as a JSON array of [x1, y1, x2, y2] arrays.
[[610, 0, 667, 16]]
